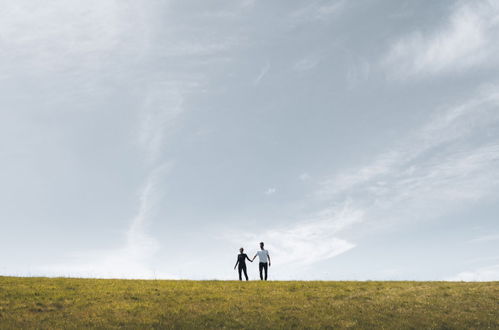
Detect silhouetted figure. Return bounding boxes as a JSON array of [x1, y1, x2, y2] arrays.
[[234, 247, 252, 281], [252, 242, 271, 280]]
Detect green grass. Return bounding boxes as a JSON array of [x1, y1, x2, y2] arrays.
[[0, 277, 497, 329]]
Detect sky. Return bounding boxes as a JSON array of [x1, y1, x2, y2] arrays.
[[1, 0, 498, 281]]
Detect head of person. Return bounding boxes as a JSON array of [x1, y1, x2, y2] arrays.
[[239, 247, 244, 253], [260, 242, 264, 250]]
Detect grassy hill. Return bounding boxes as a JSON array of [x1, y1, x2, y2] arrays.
[[0, 277, 497, 329]]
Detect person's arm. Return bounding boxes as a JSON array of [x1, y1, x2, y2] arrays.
[[252, 253, 257, 262], [267, 252, 271, 267], [234, 258, 239, 270], [246, 254, 253, 262]]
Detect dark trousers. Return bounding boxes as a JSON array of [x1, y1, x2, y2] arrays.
[[259, 262, 268, 280], [238, 264, 248, 281]]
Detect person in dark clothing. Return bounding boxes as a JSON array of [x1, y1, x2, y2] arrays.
[[234, 247, 253, 281]]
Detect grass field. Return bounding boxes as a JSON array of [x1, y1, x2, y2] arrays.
[[0, 276, 497, 329]]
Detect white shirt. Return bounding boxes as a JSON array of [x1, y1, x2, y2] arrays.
[[256, 249, 269, 263]]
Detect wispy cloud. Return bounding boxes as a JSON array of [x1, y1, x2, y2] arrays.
[[383, 1, 499, 78], [289, 0, 344, 23], [253, 61, 271, 85], [39, 78, 187, 278], [293, 85, 499, 270], [320, 86, 499, 201], [158, 39, 237, 58], [293, 55, 320, 71], [468, 234, 499, 243], [39, 165, 170, 278], [18, 0, 250, 278], [70, 79, 188, 277], [125, 164, 169, 263], [228, 86, 499, 273], [299, 172, 311, 181], [138, 85, 184, 164], [0, 0, 149, 75], [232, 202, 362, 267], [446, 264, 499, 281], [264, 187, 277, 195]]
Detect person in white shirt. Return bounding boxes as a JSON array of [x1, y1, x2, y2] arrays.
[[252, 242, 271, 280]]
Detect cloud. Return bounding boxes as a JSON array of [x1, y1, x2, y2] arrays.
[[138, 85, 184, 164], [10, 0, 251, 278], [59, 79, 189, 277], [384, 1, 499, 78], [320, 86, 499, 200], [38, 79, 187, 278], [158, 39, 237, 58], [232, 202, 362, 267], [228, 86, 499, 273], [264, 187, 277, 195], [446, 264, 499, 281], [299, 172, 311, 181], [67, 79, 188, 277], [377, 143, 499, 212], [39, 164, 170, 278], [126, 164, 169, 262], [289, 0, 344, 23], [253, 61, 271, 85], [0, 0, 239, 78], [310, 84, 499, 247], [240, 0, 256, 9], [468, 234, 499, 243], [0, 0, 150, 75], [293, 56, 320, 71]]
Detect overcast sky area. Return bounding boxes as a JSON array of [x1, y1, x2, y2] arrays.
[[1, 0, 499, 281]]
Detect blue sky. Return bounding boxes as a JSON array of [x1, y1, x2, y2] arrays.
[[1, 0, 498, 280]]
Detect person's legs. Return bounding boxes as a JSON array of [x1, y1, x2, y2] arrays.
[[259, 262, 264, 280], [242, 265, 248, 281], [263, 262, 268, 280], [238, 265, 243, 281]]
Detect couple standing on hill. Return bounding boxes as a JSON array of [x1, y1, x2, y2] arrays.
[[233, 242, 271, 281]]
